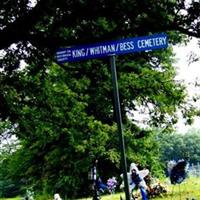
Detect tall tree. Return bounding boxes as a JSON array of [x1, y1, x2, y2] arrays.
[[158, 129, 200, 164], [1, 0, 200, 197]]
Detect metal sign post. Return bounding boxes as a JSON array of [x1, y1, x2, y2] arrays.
[[110, 55, 130, 200], [56, 33, 168, 200]]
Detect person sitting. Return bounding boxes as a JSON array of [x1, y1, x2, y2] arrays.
[[54, 193, 62, 200], [96, 177, 108, 193], [120, 163, 149, 200], [129, 163, 149, 200]]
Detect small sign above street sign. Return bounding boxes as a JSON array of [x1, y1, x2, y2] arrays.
[[56, 33, 168, 63]]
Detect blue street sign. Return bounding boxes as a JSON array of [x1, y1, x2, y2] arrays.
[[56, 33, 168, 63]]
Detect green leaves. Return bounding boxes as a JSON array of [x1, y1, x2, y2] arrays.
[[1, 0, 200, 198], [158, 130, 200, 164]]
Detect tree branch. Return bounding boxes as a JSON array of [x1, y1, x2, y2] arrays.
[[0, 0, 50, 50]]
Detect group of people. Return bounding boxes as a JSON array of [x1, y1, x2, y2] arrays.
[[53, 160, 189, 200], [121, 162, 169, 200], [95, 162, 150, 200], [54, 161, 171, 200]]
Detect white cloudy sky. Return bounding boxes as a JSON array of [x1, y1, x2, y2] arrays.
[[173, 38, 200, 133]]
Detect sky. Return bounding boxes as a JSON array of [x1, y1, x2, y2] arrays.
[[173, 37, 200, 133]]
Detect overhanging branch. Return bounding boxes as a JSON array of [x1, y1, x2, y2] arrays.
[[0, 0, 50, 50]]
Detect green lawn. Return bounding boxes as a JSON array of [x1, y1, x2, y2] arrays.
[[1, 177, 200, 200], [0, 198, 21, 200], [79, 176, 200, 200], [152, 176, 200, 200]]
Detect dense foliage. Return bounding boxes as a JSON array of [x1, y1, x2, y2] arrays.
[[158, 129, 200, 164], [0, 0, 200, 198], [0, 121, 20, 197]]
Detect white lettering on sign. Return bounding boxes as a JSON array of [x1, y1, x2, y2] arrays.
[[72, 48, 85, 58], [56, 33, 168, 62], [89, 44, 116, 55], [119, 41, 134, 51], [137, 36, 167, 49], [57, 50, 67, 55]]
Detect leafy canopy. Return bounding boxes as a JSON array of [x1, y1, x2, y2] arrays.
[[1, 0, 200, 198]]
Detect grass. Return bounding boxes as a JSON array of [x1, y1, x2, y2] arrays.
[[79, 176, 200, 200], [1, 177, 200, 200], [152, 176, 200, 200], [0, 198, 21, 200]]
